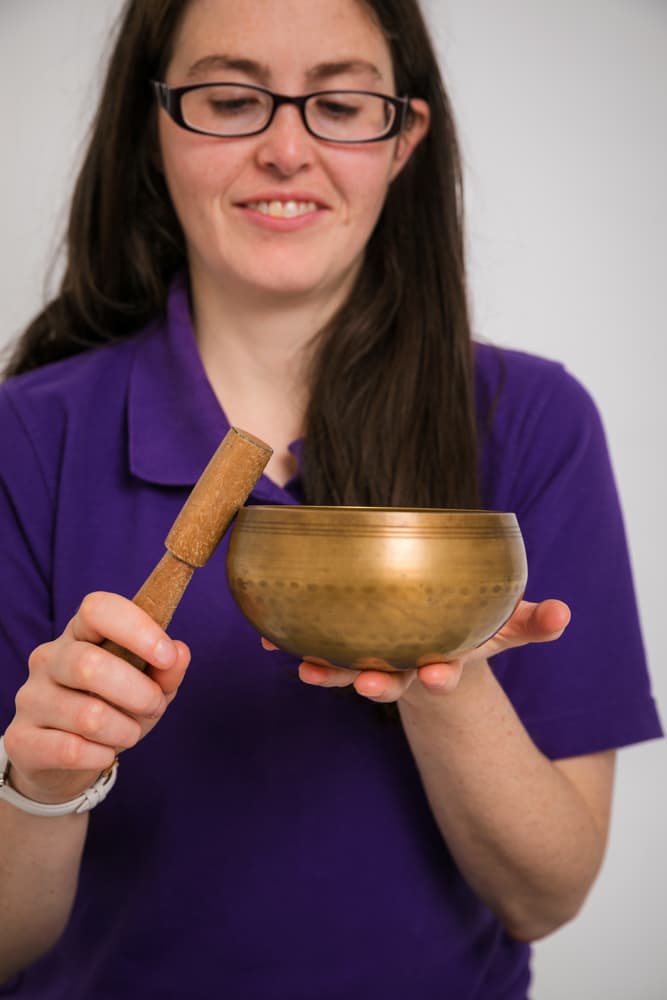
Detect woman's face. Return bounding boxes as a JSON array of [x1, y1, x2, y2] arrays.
[[158, 0, 429, 310]]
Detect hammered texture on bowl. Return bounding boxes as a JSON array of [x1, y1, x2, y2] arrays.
[[226, 506, 527, 671]]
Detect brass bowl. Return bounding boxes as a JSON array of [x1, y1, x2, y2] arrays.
[[226, 506, 527, 671]]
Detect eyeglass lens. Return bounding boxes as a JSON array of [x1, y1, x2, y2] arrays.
[[180, 85, 396, 140]]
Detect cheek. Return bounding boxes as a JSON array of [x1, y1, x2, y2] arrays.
[[336, 147, 397, 212], [343, 160, 395, 232], [164, 156, 215, 210], [160, 130, 234, 219]]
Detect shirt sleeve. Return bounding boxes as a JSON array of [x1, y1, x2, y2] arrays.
[[483, 355, 663, 759], [0, 386, 57, 729]]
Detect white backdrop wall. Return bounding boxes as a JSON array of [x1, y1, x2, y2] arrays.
[[1, 3, 665, 998]]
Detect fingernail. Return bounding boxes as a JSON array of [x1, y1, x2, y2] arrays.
[[154, 638, 175, 667]]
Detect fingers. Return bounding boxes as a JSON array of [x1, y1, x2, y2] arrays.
[[498, 599, 571, 646], [415, 659, 464, 693], [469, 597, 571, 665], [299, 662, 463, 703], [15, 672, 145, 753], [283, 646, 461, 703], [33, 639, 166, 722], [532, 598, 571, 639], [266, 632, 461, 701], [145, 640, 191, 697], [7, 593, 192, 793], [70, 592, 180, 671], [353, 670, 414, 702], [298, 660, 361, 688], [36, 591, 192, 713], [69, 590, 191, 697], [298, 659, 417, 703], [266, 596, 572, 704], [350, 661, 465, 701], [4, 719, 118, 781]]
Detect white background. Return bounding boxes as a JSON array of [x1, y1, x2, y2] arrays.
[[1, 2, 665, 997]]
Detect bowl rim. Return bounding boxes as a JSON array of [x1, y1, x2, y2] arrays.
[[239, 505, 516, 516]]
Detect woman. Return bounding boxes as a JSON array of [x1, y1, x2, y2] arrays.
[[0, 1, 661, 997]]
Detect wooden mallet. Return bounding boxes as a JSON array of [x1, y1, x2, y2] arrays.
[[102, 426, 272, 669]]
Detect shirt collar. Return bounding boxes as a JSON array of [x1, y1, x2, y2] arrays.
[[127, 275, 296, 503]]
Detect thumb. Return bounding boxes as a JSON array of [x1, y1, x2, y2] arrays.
[[499, 599, 571, 649]]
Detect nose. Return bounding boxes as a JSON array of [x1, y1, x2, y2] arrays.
[[255, 104, 315, 176]]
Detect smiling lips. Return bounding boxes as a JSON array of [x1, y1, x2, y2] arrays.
[[245, 199, 320, 219]]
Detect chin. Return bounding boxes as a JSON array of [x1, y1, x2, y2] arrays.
[[244, 272, 334, 302]]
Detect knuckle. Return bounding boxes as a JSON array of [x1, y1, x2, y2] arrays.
[[71, 645, 105, 690], [57, 732, 89, 769], [77, 591, 109, 627], [75, 697, 107, 738], [3, 725, 45, 773], [28, 641, 53, 676], [13, 681, 36, 715], [1, 723, 22, 763]]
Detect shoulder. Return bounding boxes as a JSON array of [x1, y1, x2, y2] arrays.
[[1, 326, 155, 435], [2, 329, 149, 413], [0, 327, 154, 495], [474, 341, 609, 514], [475, 341, 598, 419], [474, 340, 603, 450]]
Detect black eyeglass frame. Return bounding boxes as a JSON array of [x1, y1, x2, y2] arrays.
[[151, 80, 411, 144]]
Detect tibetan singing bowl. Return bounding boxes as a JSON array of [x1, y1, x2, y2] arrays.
[[226, 506, 527, 671]]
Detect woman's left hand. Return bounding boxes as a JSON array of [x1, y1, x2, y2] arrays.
[[261, 598, 570, 703]]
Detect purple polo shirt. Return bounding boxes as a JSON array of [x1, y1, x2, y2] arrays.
[[0, 279, 661, 999]]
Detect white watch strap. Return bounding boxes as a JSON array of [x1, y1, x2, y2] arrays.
[[0, 735, 118, 817]]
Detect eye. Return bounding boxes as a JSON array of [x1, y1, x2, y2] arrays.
[[182, 85, 270, 132], [312, 96, 361, 120], [206, 95, 262, 117]]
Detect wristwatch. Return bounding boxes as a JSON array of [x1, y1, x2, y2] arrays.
[[0, 735, 118, 817]]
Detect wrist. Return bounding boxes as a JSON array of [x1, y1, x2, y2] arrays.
[[399, 658, 491, 713], [0, 736, 118, 817], [7, 767, 100, 805]]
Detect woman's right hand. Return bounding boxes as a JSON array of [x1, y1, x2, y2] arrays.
[[2, 591, 190, 806]]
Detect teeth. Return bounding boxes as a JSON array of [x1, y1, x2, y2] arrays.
[[248, 200, 317, 218]]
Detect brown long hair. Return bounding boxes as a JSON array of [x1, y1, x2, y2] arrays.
[[3, 0, 479, 509]]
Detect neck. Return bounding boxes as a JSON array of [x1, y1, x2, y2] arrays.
[[187, 267, 352, 486], [190, 264, 356, 386]]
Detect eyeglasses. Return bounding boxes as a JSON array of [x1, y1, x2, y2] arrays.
[[152, 81, 410, 144]]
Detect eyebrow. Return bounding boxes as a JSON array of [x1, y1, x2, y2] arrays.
[[307, 60, 384, 84], [186, 55, 269, 83], [186, 55, 384, 86]]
